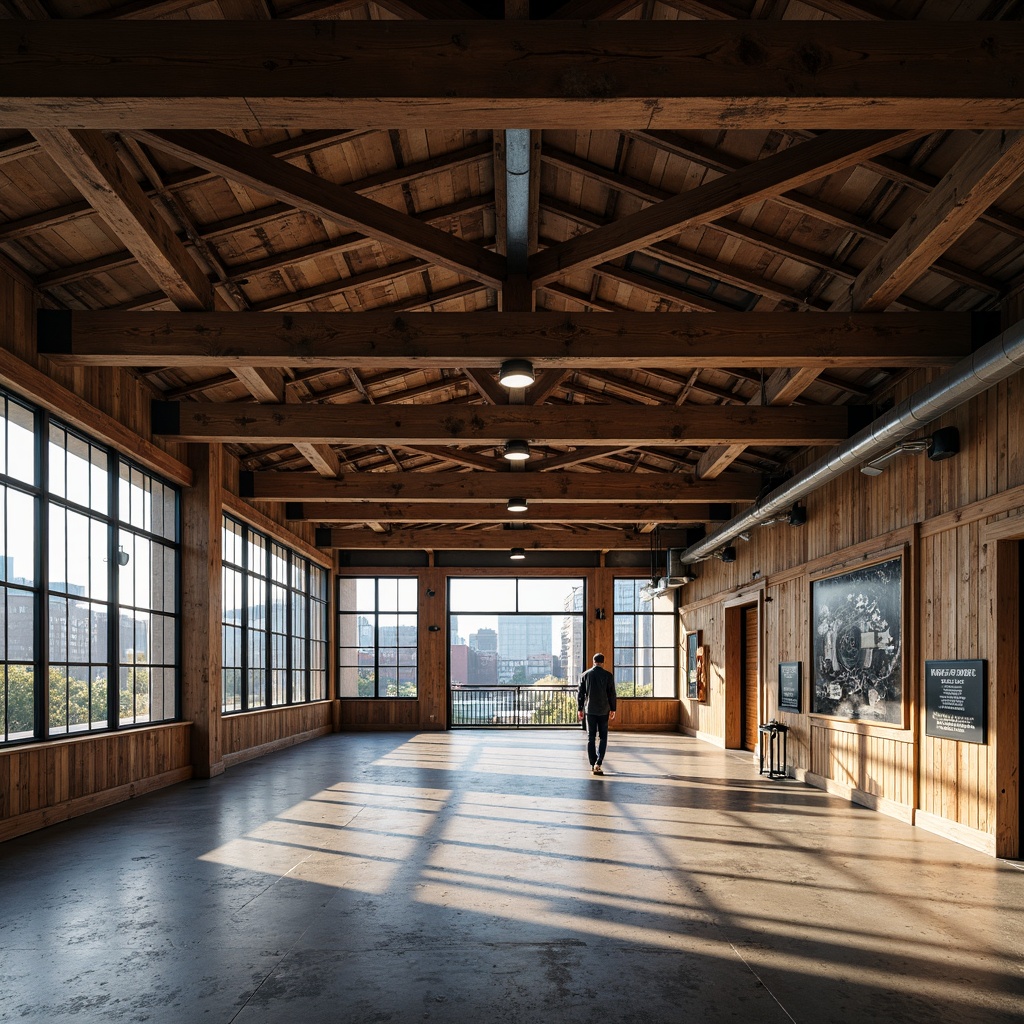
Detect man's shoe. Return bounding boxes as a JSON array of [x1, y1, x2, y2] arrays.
[[593, 764, 603, 775]]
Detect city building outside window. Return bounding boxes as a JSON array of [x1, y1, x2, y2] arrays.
[[0, 387, 180, 744], [337, 577, 417, 698], [613, 579, 677, 697], [221, 515, 329, 712]]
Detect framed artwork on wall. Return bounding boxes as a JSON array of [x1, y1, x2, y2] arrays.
[[686, 630, 701, 700], [811, 556, 904, 725]]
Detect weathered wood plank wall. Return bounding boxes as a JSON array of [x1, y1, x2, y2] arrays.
[[680, 362, 1024, 857]]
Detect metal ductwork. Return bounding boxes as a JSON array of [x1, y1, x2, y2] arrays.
[[680, 314, 1024, 565]]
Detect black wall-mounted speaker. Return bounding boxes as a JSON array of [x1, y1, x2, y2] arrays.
[[927, 426, 960, 462]]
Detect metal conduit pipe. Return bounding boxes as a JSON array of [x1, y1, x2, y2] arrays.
[[680, 315, 1024, 565]]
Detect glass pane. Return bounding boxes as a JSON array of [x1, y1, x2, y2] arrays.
[[247, 670, 266, 709], [6, 488, 36, 586], [337, 614, 365, 648], [653, 613, 675, 647], [91, 602, 107, 663], [48, 505, 66, 593], [7, 665, 34, 738], [653, 665, 676, 698], [271, 543, 288, 583], [338, 665, 363, 698], [90, 517, 108, 602], [7, 401, 35, 485], [150, 479, 164, 538], [90, 446, 108, 516], [449, 577, 516, 612], [164, 546, 177, 612], [132, 535, 151, 610], [613, 579, 636, 613], [66, 432, 90, 507], [49, 666, 68, 733], [49, 595, 67, 661], [397, 577, 417, 611], [517, 578, 584, 613], [161, 484, 177, 542], [248, 531, 265, 576], [7, 589, 33, 660], [67, 665, 90, 731], [223, 517, 243, 566], [377, 578, 398, 612], [92, 665, 108, 727], [650, 590, 675, 614], [64, 509, 90, 596], [48, 424, 66, 497]]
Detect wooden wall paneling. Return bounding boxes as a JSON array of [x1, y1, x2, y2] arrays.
[[220, 704, 333, 768], [0, 725, 193, 842]]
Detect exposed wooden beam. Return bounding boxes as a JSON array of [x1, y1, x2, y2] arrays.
[[529, 131, 922, 286], [32, 128, 213, 311], [291, 501, 715, 523], [695, 367, 824, 479], [4, 23, 1024, 130], [843, 130, 1024, 313], [131, 129, 505, 289], [244, 470, 759, 503], [154, 401, 849, 447], [292, 443, 343, 478], [530, 446, 633, 471], [319, 526, 656, 550], [39, 311, 975, 369]]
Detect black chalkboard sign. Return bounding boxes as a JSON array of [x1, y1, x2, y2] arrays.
[[778, 662, 801, 712], [925, 660, 986, 744]]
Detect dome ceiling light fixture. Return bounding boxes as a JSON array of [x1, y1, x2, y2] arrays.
[[510, 547, 526, 561], [507, 497, 528, 513], [498, 358, 536, 389], [503, 439, 531, 462]]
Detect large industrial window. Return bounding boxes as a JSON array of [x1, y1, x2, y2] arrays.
[[337, 577, 417, 698], [221, 515, 329, 713], [0, 387, 181, 745], [613, 579, 677, 697]]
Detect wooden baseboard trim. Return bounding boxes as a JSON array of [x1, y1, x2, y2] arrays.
[[0, 766, 193, 843], [914, 810, 997, 857], [803, 770, 915, 823], [221, 726, 331, 768], [686, 728, 726, 748]]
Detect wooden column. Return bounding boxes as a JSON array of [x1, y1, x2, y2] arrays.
[[419, 566, 447, 729], [181, 443, 225, 778]]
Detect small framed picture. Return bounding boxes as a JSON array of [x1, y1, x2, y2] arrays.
[[778, 662, 801, 713], [686, 630, 701, 700]]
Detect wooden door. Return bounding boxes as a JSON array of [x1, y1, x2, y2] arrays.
[[741, 605, 760, 752]]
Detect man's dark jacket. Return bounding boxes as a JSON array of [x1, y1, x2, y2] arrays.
[[578, 664, 617, 717]]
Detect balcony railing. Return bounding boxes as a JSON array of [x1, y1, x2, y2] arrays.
[[450, 684, 578, 728]]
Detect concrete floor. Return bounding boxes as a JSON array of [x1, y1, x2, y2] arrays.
[[1, 731, 1022, 1024]]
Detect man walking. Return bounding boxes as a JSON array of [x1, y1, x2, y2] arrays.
[[577, 653, 617, 775]]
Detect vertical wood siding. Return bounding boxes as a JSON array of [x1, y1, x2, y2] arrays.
[[681, 364, 1024, 849]]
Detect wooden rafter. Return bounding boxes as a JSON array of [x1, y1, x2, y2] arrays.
[[842, 130, 1024, 313], [529, 131, 924, 286], [132, 130, 506, 288], [4, 23, 1024, 130]]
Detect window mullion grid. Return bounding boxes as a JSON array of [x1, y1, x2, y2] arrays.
[[106, 450, 118, 731], [34, 407, 48, 741], [240, 522, 250, 713]]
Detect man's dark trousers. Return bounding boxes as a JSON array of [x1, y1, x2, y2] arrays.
[[586, 714, 610, 767]]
